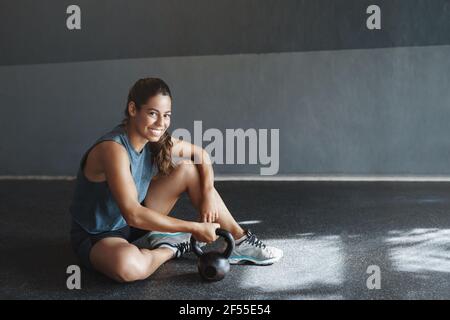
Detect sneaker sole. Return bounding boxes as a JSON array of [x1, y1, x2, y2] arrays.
[[229, 255, 282, 266]]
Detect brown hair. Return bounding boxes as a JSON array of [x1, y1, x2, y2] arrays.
[[122, 78, 175, 175]]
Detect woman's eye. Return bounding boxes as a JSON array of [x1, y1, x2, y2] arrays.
[[164, 114, 171, 118], [148, 112, 157, 117]]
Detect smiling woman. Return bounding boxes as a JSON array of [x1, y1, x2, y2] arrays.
[[121, 78, 175, 175], [68, 77, 283, 283]]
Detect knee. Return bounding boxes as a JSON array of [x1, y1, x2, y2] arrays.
[[175, 159, 198, 179], [114, 255, 149, 283]]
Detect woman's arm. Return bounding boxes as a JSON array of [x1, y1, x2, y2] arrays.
[[171, 137, 219, 222], [98, 141, 201, 234]]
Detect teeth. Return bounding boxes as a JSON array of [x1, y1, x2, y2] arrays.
[[150, 128, 163, 135]]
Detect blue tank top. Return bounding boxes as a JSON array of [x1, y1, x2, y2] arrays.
[[69, 124, 157, 234]]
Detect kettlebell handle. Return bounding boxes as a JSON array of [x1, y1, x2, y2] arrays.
[[190, 228, 235, 258]]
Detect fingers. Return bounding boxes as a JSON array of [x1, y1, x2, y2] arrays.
[[196, 222, 222, 243], [214, 223, 220, 240], [201, 211, 218, 223], [212, 223, 220, 241], [211, 211, 220, 223], [203, 212, 213, 223]]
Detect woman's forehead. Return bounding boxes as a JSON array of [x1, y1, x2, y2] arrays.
[[144, 95, 172, 111]]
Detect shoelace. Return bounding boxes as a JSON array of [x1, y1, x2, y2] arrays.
[[175, 241, 191, 256], [243, 231, 266, 249]]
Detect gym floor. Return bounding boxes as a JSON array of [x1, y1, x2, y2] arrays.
[[1, 180, 449, 300]]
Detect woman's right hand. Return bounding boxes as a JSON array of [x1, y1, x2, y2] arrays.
[[192, 222, 221, 243]]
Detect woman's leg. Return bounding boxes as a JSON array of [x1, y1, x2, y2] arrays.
[[144, 160, 246, 239], [90, 161, 248, 283], [89, 237, 174, 283]]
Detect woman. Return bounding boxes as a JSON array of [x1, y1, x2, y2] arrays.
[[69, 78, 283, 283]]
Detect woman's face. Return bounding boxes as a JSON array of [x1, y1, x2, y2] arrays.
[[132, 94, 172, 142]]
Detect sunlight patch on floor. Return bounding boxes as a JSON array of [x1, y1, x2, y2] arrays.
[[386, 228, 450, 274], [236, 235, 345, 299]]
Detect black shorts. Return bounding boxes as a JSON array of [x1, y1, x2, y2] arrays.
[[70, 220, 149, 270]]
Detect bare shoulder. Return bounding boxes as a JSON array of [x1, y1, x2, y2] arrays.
[[97, 140, 128, 158], [83, 141, 129, 182]]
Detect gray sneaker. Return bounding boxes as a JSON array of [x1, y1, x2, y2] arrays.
[[229, 230, 283, 265], [146, 231, 192, 258]]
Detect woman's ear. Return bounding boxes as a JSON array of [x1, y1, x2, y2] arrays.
[[128, 101, 137, 117]]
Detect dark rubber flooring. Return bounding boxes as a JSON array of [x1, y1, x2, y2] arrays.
[[1, 180, 449, 299]]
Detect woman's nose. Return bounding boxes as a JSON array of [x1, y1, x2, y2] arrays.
[[155, 115, 164, 126]]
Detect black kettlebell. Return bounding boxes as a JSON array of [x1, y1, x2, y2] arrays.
[[190, 228, 235, 282]]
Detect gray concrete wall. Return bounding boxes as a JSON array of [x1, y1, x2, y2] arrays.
[[2, 0, 450, 66], [1, 1, 450, 176]]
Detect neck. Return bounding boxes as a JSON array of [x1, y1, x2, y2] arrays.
[[124, 122, 148, 154]]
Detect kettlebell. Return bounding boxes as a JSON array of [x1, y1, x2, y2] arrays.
[[190, 228, 235, 282]]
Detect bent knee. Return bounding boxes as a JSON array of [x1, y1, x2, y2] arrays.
[[114, 255, 150, 283], [174, 159, 197, 177]]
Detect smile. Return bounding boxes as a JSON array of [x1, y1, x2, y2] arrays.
[[149, 128, 164, 135]]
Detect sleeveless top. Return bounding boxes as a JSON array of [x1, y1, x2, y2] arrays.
[[69, 124, 157, 234]]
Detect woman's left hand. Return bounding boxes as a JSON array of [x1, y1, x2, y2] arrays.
[[200, 189, 220, 223]]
